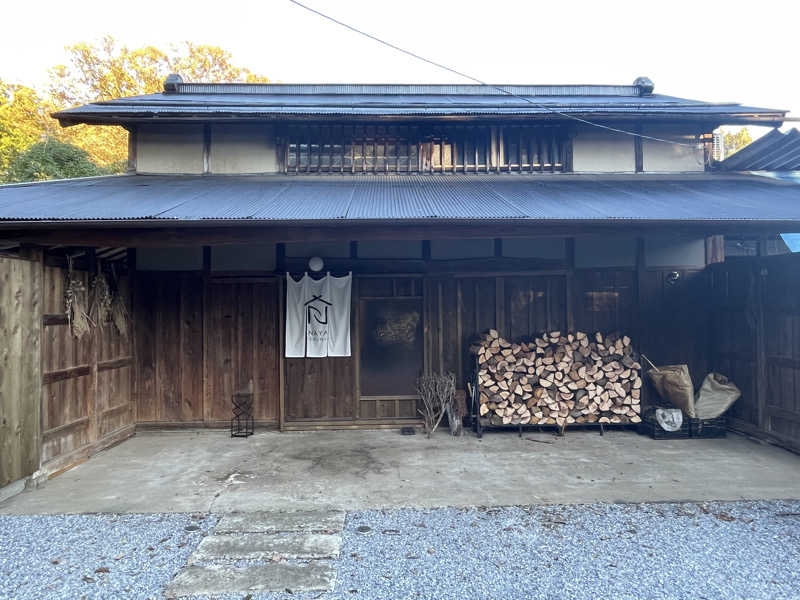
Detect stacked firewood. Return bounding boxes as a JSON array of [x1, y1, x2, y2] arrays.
[[471, 330, 642, 428]]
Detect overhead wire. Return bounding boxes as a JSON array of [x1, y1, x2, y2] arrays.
[[287, 0, 702, 149]]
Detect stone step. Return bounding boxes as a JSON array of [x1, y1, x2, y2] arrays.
[[166, 562, 336, 597], [192, 532, 342, 562], [216, 510, 346, 534]]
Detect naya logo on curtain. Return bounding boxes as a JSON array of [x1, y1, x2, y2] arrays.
[[285, 272, 351, 358]]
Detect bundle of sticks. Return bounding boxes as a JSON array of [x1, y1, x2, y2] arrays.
[[471, 329, 642, 428]]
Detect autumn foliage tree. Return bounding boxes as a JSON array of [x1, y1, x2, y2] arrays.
[[0, 36, 268, 181], [4, 138, 110, 183], [0, 82, 60, 176]]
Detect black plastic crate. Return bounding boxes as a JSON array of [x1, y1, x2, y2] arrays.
[[637, 414, 690, 440], [689, 416, 727, 438]]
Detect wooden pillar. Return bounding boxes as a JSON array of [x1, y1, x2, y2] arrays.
[[86, 248, 99, 445], [352, 276, 360, 421], [705, 235, 725, 265], [565, 238, 575, 332], [755, 241, 768, 433], [495, 276, 505, 337], [126, 248, 137, 424], [278, 274, 286, 431]]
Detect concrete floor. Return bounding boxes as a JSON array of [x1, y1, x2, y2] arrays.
[[1, 428, 799, 515]]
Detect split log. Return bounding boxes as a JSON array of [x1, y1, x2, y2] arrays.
[[471, 329, 642, 430]]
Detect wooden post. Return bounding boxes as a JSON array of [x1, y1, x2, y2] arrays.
[[203, 124, 211, 175], [352, 276, 360, 421], [635, 237, 646, 353], [278, 274, 286, 431], [755, 240, 768, 432], [634, 125, 643, 173], [495, 276, 505, 338], [565, 238, 576, 332], [127, 248, 138, 424], [85, 248, 99, 446]]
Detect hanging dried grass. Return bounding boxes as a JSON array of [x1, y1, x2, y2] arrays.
[[110, 265, 129, 338], [89, 266, 113, 328], [65, 257, 93, 339]]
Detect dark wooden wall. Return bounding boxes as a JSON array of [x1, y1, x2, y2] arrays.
[[710, 255, 800, 453], [131, 255, 800, 447], [425, 269, 692, 390], [0, 256, 41, 488], [129, 266, 711, 429], [40, 264, 134, 472], [134, 274, 280, 426]]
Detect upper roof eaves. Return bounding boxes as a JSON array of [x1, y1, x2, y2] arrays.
[[51, 80, 787, 126]]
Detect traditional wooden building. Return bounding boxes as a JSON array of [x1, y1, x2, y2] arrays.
[[1, 76, 799, 488]]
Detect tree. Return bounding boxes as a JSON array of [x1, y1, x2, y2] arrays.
[[0, 81, 60, 177], [4, 138, 109, 183], [0, 37, 269, 181], [48, 36, 269, 168], [723, 128, 753, 157]]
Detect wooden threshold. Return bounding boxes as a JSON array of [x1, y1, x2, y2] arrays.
[[38, 424, 135, 481], [134, 420, 279, 430], [281, 418, 422, 431]]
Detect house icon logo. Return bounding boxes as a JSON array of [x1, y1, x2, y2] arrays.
[[305, 294, 332, 325]]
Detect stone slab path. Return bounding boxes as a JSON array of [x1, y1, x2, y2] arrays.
[[166, 510, 345, 598]]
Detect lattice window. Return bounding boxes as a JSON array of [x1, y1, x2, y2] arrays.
[[282, 125, 570, 174]]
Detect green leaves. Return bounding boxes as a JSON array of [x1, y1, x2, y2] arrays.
[[1, 36, 269, 183], [4, 138, 120, 183]]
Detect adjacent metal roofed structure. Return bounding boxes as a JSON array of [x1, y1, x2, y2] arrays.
[[2, 173, 800, 225], [719, 128, 800, 171], [52, 80, 787, 127]]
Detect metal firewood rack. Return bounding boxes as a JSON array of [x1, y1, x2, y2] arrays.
[[467, 357, 607, 438], [231, 381, 254, 438]]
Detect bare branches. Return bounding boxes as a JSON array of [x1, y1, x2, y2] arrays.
[[416, 372, 456, 438]]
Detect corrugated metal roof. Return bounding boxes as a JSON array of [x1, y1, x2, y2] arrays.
[[720, 128, 800, 171], [52, 82, 786, 126], [1, 173, 799, 225]]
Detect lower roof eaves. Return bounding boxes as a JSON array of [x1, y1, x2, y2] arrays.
[[1, 172, 799, 227]]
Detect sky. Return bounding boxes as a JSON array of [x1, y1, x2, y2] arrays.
[[1, 0, 798, 134]]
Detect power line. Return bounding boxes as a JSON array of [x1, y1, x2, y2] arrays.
[[287, 0, 701, 149]]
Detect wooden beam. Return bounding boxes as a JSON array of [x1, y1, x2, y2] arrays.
[[1, 222, 789, 249]]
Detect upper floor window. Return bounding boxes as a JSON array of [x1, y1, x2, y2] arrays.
[[281, 124, 571, 174]]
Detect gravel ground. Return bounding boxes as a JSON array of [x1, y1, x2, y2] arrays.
[[189, 500, 800, 600], [3, 502, 799, 600], [0, 513, 217, 600]]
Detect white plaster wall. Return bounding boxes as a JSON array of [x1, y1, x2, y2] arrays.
[[572, 128, 635, 173], [211, 244, 277, 271], [575, 237, 637, 268], [645, 235, 706, 267], [431, 238, 494, 259], [137, 247, 204, 270], [136, 125, 204, 174], [502, 238, 565, 259], [358, 240, 423, 259], [642, 127, 704, 172], [209, 124, 279, 174], [285, 241, 351, 259]]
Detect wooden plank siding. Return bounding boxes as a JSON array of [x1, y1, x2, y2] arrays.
[[710, 255, 800, 453], [206, 281, 280, 423], [134, 274, 280, 427], [0, 256, 42, 488], [127, 251, 799, 454], [39, 263, 134, 473]]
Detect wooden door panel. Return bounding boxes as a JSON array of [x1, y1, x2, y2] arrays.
[[206, 281, 279, 423]]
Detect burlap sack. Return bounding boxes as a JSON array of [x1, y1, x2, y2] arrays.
[[647, 364, 696, 418], [694, 373, 741, 420]]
